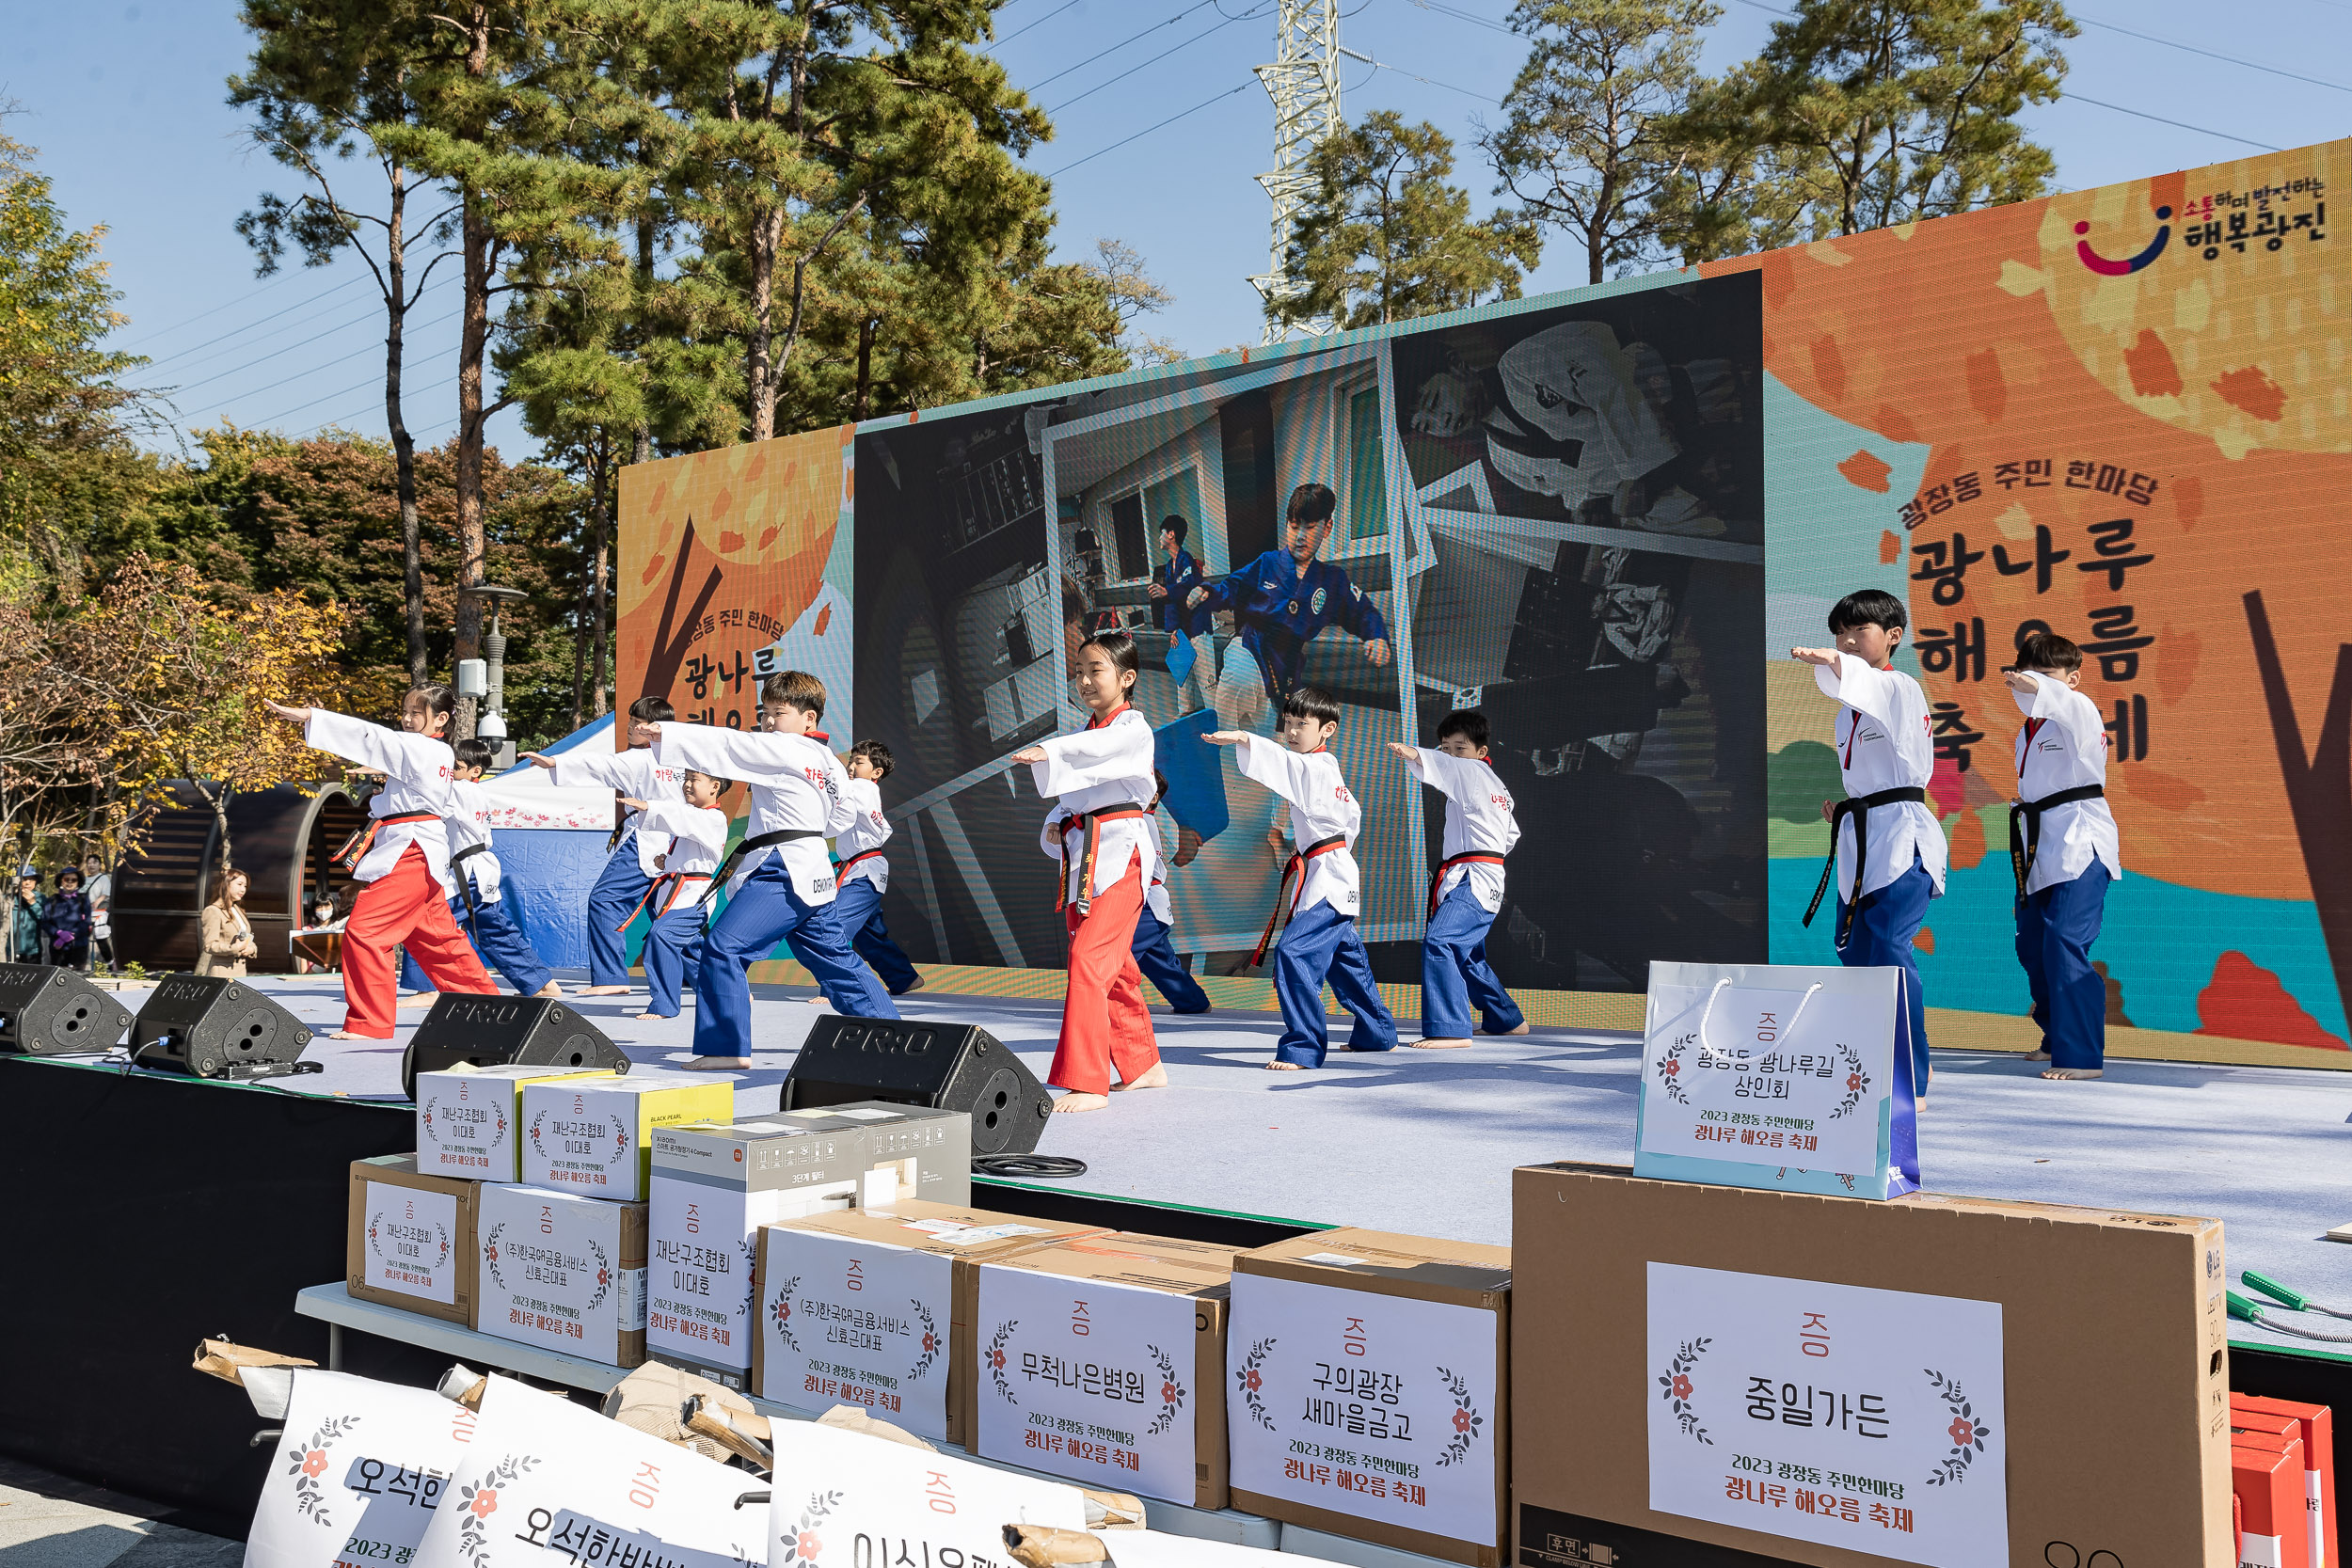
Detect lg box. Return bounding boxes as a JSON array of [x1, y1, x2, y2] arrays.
[[783, 1101, 973, 1206]]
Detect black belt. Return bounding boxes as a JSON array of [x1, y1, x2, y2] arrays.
[[1802, 787, 1929, 951], [1057, 807, 1152, 916], [708, 828, 824, 899], [450, 844, 490, 931], [1253, 834, 1347, 967], [2009, 784, 2106, 899]]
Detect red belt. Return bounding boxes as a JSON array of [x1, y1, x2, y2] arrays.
[[1058, 807, 1152, 916], [836, 848, 887, 882], [1252, 834, 1347, 966], [614, 872, 711, 933], [1427, 852, 1507, 917], [334, 812, 437, 870]]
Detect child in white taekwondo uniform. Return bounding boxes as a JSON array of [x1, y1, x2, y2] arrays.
[[2004, 630, 2122, 1082], [264, 689, 496, 1038], [614, 769, 732, 1022], [1793, 589, 1947, 1100], [1132, 770, 1211, 1014], [1205, 684, 1398, 1069], [831, 738, 922, 997], [398, 736, 564, 1002], [1385, 708, 1529, 1048], [646, 670, 898, 1069], [521, 693, 686, 995]]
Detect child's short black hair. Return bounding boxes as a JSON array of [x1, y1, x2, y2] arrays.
[[1437, 709, 1488, 750], [628, 693, 675, 725], [1286, 483, 1336, 529], [411, 686, 456, 724], [1159, 515, 1188, 546], [850, 738, 895, 779], [1827, 589, 1907, 635], [761, 670, 827, 720], [453, 736, 497, 772], [1152, 768, 1168, 807], [683, 768, 734, 798], [1282, 683, 1342, 728], [2011, 629, 2084, 675]]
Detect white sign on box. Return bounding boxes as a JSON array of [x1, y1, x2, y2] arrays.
[[246, 1370, 477, 1568], [1225, 1272, 1500, 1548], [476, 1185, 644, 1365], [1636, 961, 1917, 1198], [975, 1271, 1199, 1503], [360, 1180, 461, 1307], [763, 1420, 1084, 1568], [759, 1233, 957, 1440], [647, 1184, 796, 1376], [1645, 1262, 2006, 1568], [413, 1377, 761, 1568]]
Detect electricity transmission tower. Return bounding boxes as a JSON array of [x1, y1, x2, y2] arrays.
[[1249, 0, 1343, 344]]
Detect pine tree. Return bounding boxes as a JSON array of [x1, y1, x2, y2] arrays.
[[1280, 111, 1540, 333]]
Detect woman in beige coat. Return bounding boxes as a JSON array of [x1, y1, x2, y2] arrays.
[[197, 869, 259, 977]]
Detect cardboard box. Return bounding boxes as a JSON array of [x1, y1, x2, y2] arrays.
[[972, 1230, 1237, 1509], [2237, 1393, 2337, 1568], [415, 1065, 619, 1180], [644, 1117, 871, 1389], [1227, 1227, 1512, 1567], [1512, 1164, 2230, 1568], [347, 1155, 479, 1324], [755, 1200, 1104, 1442], [782, 1101, 973, 1206], [475, 1182, 648, 1367], [517, 1070, 734, 1201]]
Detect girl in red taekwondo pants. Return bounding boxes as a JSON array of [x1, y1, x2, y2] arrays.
[[266, 689, 495, 1038], [1011, 631, 1168, 1113]]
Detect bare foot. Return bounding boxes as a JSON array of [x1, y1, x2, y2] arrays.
[[329, 1029, 386, 1040], [1264, 1061, 1306, 1071], [1411, 1037, 1473, 1049], [630, 1012, 675, 1022], [1112, 1064, 1168, 1091], [1052, 1092, 1110, 1113], [1502, 1022, 1531, 1036], [574, 985, 633, 996], [399, 993, 440, 1008], [533, 982, 567, 999], [684, 1056, 751, 1070], [801, 994, 827, 1005], [896, 974, 927, 995], [2041, 1067, 2102, 1080], [2024, 1050, 2051, 1062]]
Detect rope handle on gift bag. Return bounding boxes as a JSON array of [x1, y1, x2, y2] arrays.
[[1693, 977, 1823, 1062]]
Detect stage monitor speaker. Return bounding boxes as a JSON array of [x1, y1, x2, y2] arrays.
[[129, 974, 319, 1081], [782, 1016, 1052, 1157], [0, 963, 135, 1056], [401, 994, 630, 1101]]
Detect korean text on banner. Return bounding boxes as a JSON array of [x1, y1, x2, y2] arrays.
[[1636, 962, 1916, 1199], [247, 1370, 477, 1568], [1226, 1272, 1501, 1549], [1645, 1261, 2006, 1568], [763, 1420, 1085, 1567]]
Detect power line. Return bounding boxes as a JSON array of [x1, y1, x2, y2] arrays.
[[2074, 14, 2352, 96], [1048, 3, 1267, 115], [1044, 80, 1257, 177], [1028, 0, 1221, 91], [143, 282, 406, 386], [1342, 45, 1503, 105], [1406, 0, 1517, 38], [297, 372, 461, 439], [993, 0, 1087, 50], [170, 301, 462, 417], [158, 299, 459, 402], [138, 275, 371, 370], [112, 267, 316, 351]]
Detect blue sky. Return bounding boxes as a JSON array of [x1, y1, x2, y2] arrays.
[[5, 0, 2348, 463]]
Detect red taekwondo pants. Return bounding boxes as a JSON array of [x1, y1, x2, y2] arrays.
[[1047, 855, 1162, 1097], [342, 844, 496, 1037]]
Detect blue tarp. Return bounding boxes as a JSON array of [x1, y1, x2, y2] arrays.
[[489, 713, 617, 972]]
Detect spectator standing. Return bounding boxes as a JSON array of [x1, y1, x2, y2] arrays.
[[82, 853, 113, 973], [43, 867, 92, 971], [10, 873, 43, 963], [198, 869, 259, 978]]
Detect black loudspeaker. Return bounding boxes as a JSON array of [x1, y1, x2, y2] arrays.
[[0, 964, 135, 1055], [130, 973, 319, 1081], [400, 994, 630, 1101], [782, 1016, 1052, 1156]]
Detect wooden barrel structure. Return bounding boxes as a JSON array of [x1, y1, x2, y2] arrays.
[[110, 783, 370, 974]]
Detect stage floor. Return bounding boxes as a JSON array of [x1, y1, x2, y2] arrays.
[[78, 973, 2352, 1359]]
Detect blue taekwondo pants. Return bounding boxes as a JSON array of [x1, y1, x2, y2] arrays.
[[694, 859, 898, 1057], [1422, 879, 1525, 1039], [1272, 900, 1397, 1068], [2017, 861, 2111, 1071], [1836, 850, 1935, 1094], [638, 902, 707, 1018], [829, 876, 921, 995], [584, 832, 652, 987], [1132, 907, 1210, 1013], [401, 895, 552, 997]]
